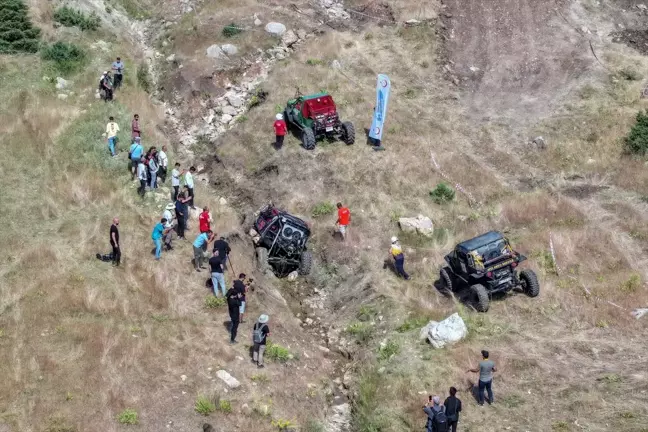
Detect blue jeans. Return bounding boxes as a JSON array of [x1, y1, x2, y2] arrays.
[[211, 272, 226, 296], [154, 238, 162, 259], [150, 171, 157, 189], [394, 254, 410, 279], [108, 137, 116, 156], [478, 380, 493, 405]]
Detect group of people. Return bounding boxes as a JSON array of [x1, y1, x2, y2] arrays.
[[423, 350, 497, 432], [99, 56, 124, 102]]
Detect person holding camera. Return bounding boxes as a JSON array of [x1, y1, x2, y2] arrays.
[[423, 395, 448, 432], [111, 57, 124, 90]]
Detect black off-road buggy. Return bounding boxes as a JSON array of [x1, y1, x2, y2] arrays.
[[252, 204, 313, 277], [439, 231, 540, 312]]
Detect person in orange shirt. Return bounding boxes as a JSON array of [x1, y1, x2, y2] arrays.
[[199, 206, 211, 233], [336, 202, 350, 240], [273, 113, 287, 149]]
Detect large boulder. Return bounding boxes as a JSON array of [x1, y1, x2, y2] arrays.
[[221, 44, 238, 55], [55, 77, 70, 89], [265, 22, 287, 36], [216, 370, 240, 388], [206, 44, 224, 59], [420, 313, 467, 349], [398, 215, 434, 237]]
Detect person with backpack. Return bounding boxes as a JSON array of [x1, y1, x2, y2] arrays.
[[129, 137, 144, 180], [102, 71, 114, 102], [423, 395, 448, 432], [467, 350, 496, 406], [252, 314, 270, 368], [226, 285, 242, 344], [443, 387, 462, 432]]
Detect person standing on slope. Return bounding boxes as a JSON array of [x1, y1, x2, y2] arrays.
[[111, 57, 124, 90], [131, 114, 141, 140], [185, 166, 196, 209], [273, 113, 287, 149], [137, 157, 147, 197], [158, 145, 168, 184], [336, 202, 350, 241], [151, 218, 167, 260], [129, 137, 144, 180], [109, 217, 120, 266], [226, 285, 243, 344], [443, 387, 462, 432], [106, 116, 120, 157], [162, 203, 176, 250], [199, 206, 211, 234], [252, 314, 270, 368], [389, 236, 410, 280], [467, 350, 497, 406]]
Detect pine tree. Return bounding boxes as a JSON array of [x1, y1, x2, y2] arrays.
[[0, 0, 41, 53]]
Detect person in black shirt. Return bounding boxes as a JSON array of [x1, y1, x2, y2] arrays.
[[175, 193, 189, 239], [226, 286, 242, 344], [252, 314, 270, 368], [233, 273, 247, 323], [208, 251, 226, 297], [444, 387, 462, 432], [110, 217, 120, 266], [212, 237, 232, 269]]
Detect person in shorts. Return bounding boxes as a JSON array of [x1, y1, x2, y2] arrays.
[[336, 202, 350, 240]]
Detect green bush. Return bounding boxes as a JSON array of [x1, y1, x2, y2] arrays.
[[117, 408, 138, 425], [136, 63, 151, 93], [311, 202, 335, 217], [625, 111, 648, 156], [53, 6, 100, 31], [429, 182, 455, 204], [204, 296, 225, 308], [41, 42, 86, 74], [0, 0, 41, 53], [395, 316, 429, 333], [377, 340, 399, 361], [345, 322, 374, 343], [265, 341, 292, 362], [195, 395, 216, 415], [222, 22, 242, 38], [218, 399, 232, 413]]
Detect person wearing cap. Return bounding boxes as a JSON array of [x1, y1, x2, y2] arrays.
[[467, 350, 497, 406], [98, 71, 107, 99], [129, 137, 144, 180], [423, 395, 445, 432], [162, 203, 176, 250], [252, 314, 270, 368], [105, 116, 120, 157], [111, 57, 124, 90], [273, 113, 287, 149], [389, 237, 410, 280]]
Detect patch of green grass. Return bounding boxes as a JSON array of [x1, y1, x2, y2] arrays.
[[306, 58, 325, 66], [617, 67, 642, 81], [311, 202, 335, 217], [41, 42, 87, 75], [619, 411, 636, 419], [429, 182, 455, 204], [551, 421, 570, 431], [136, 63, 151, 93], [109, 0, 151, 19], [195, 395, 216, 415], [501, 394, 525, 408], [0, 0, 40, 54], [396, 316, 429, 333], [218, 399, 232, 413], [377, 340, 399, 361], [403, 88, 417, 99], [236, 115, 248, 123], [222, 22, 243, 38], [251, 373, 269, 383], [53, 6, 100, 31], [345, 321, 374, 343], [620, 273, 641, 292], [357, 305, 378, 321], [248, 88, 268, 109], [204, 295, 225, 308], [150, 313, 169, 322], [271, 419, 296, 431], [303, 419, 324, 432], [599, 373, 622, 384], [117, 408, 138, 425], [352, 370, 391, 431], [625, 110, 648, 156], [532, 249, 557, 275], [266, 341, 292, 362]]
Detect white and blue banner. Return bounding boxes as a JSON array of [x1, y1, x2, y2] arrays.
[[369, 74, 391, 141]]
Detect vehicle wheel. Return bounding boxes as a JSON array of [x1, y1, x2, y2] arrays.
[[440, 267, 453, 292], [255, 247, 269, 272], [302, 128, 316, 150], [471, 284, 489, 312], [341, 121, 355, 145], [298, 251, 313, 275], [519, 269, 540, 297]]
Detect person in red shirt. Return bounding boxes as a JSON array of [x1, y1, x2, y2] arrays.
[[199, 206, 211, 233], [273, 113, 287, 149], [336, 202, 350, 240]]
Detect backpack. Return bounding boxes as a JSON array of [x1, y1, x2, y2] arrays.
[[253, 323, 267, 344], [432, 410, 448, 432]]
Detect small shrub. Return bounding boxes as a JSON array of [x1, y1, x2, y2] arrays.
[[311, 202, 335, 217], [617, 67, 641, 81], [41, 42, 86, 75], [303, 419, 324, 432], [396, 316, 429, 333], [501, 394, 524, 408], [137, 63, 151, 93], [532, 250, 557, 275], [620, 273, 641, 292], [195, 395, 216, 415], [364, 32, 374, 40], [551, 421, 570, 431], [403, 88, 417, 99], [251, 373, 269, 383], [265, 341, 292, 362], [222, 22, 243, 38], [429, 183, 455, 204], [357, 305, 378, 321], [345, 322, 373, 343], [625, 111, 648, 155], [0, 0, 41, 54], [236, 115, 248, 123], [205, 296, 225, 308], [218, 399, 232, 413], [619, 411, 636, 419], [53, 6, 101, 31], [117, 408, 138, 425], [599, 373, 622, 384], [306, 58, 325, 66], [595, 320, 609, 328], [248, 88, 268, 108], [378, 340, 399, 361], [271, 419, 296, 431]]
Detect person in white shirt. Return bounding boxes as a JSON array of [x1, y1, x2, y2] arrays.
[[137, 158, 147, 197], [106, 116, 120, 157], [158, 145, 169, 183], [162, 202, 176, 250], [185, 166, 196, 209], [171, 162, 182, 201]]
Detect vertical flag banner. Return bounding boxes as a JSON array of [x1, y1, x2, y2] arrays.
[[369, 74, 391, 141]]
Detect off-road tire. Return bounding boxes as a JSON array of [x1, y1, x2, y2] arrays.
[[519, 269, 540, 297], [302, 128, 316, 150], [298, 251, 313, 275], [440, 267, 453, 293], [341, 121, 355, 145], [255, 247, 269, 272], [471, 284, 490, 312]]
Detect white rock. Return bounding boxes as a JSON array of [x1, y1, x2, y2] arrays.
[[57, 93, 68, 100], [638, 4, 647, 10], [282, 30, 298, 47], [206, 44, 225, 58], [221, 44, 238, 55], [222, 105, 237, 116], [331, 59, 342, 70], [632, 308, 648, 319], [249, 228, 259, 237], [166, 54, 176, 62], [226, 95, 244, 108], [398, 215, 434, 237], [254, 18, 262, 26], [180, 374, 187, 381], [219, 197, 227, 205], [305, 317, 314, 325], [287, 271, 299, 281], [423, 313, 467, 349], [324, 403, 351, 432], [162, 40, 169, 47], [265, 22, 287, 36], [405, 19, 421, 25], [55, 77, 70, 89], [221, 114, 233, 124], [532, 136, 546, 149], [94, 92, 101, 99], [216, 370, 241, 389]]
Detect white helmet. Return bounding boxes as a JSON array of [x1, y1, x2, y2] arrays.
[[391, 236, 398, 243], [276, 113, 283, 120]]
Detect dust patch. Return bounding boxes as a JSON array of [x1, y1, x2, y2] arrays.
[[347, 1, 396, 26], [612, 28, 648, 55]]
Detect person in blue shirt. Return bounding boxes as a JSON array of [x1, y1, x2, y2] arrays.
[[193, 230, 214, 272], [152, 218, 168, 260], [129, 137, 144, 180], [111, 57, 124, 90]]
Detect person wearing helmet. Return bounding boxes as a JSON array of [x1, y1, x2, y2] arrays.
[[389, 236, 410, 280], [273, 113, 287, 149]]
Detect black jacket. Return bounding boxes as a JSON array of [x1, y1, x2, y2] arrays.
[[212, 239, 231, 255], [443, 396, 462, 421]]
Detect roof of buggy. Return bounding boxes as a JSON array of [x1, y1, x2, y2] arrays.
[[457, 231, 504, 252]]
